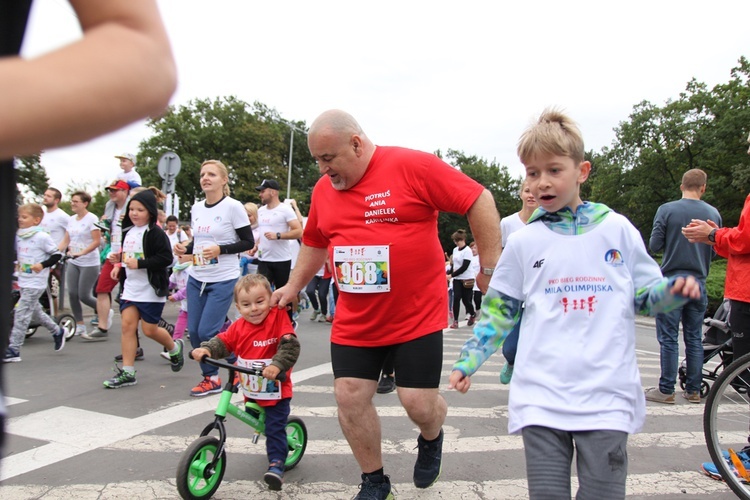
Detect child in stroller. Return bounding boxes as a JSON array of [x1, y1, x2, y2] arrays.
[[678, 299, 732, 398]]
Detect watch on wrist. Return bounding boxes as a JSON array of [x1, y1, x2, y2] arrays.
[[481, 267, 495, 276], [708, 228, 717, 243], [276, 232, 282, 240]]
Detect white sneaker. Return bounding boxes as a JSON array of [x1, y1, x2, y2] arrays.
[[75, 324, 86, 336], [316, 315, 327, 323], [106, 309, 114, 330]]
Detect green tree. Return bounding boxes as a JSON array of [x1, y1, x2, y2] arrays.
[[590, 57, 750, 241], [16, 153, 50, 202], [138, 97, 318, 217]]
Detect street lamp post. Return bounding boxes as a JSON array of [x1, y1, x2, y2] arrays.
[[275, 119, 306, 200]]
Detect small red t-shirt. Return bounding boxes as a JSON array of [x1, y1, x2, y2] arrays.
[[303, 146, 484, 346], [217, 307, 295, 406]]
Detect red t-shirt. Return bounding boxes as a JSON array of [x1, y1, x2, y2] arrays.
[[303, 146, 484, 346], [217, 307, 295, 406], [715, 193, 750, 303]]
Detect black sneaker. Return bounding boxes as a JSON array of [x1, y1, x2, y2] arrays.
[[413, 428, 443, 488], [158, 318, 175, 337], [53, 326, 66, 352], [103, 365, 137, 389], [169, 339, 184, 372], [377, 374, 395, 394], [354, 473, 393, 500], [263, 459, 285, 491], [115, 347, 144, 362]]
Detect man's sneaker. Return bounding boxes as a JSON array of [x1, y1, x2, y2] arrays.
[[106, 309, 114, 330], [53, 326, 67, 352], [3, 347, 21, 363], [310, 310, 320, 321], [169, 339, 184, 372], [115, 347, 144, 362], [467, 313, 476, 326], [377, 374, 396, 394], [644, 387, 675, 404], [450, 320, 459, 329], [81, 327, 109, 342], [263, 459, 285, 491], [190, 376, 222, 397], [683, 390, 701, 403], [103, 366, 137, 389], [354, 473, 393, 500], [413, 428, 443, 488], [500, 362, 514, 385], [158, 318, 175, 336]]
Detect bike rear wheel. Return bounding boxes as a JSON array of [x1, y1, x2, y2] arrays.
[[704, 352, 750, 499], [176, 436, 226, 500], [284, 416, 307, 470]]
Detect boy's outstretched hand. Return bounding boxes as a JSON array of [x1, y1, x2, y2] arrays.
[[670, 275, 701, 300], [448, 370, 472, 393]]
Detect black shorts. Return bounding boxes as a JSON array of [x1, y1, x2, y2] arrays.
[[330, 331, 443, 388]]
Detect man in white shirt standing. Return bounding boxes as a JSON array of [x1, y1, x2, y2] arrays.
[[40, 187, 71, 311], [40, 187, 70, 247], [115, 152, 142, 187], [251, 179, 303, 290]]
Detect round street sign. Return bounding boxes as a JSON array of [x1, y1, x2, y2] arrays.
[[157, 152, 181, 180]]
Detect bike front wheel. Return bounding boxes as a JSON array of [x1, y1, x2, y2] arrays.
[[284, 416, 308, 470], [704, 351, 750, 500], [176, 436, 226, 500]]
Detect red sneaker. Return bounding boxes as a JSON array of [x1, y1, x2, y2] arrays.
[[190, 376, 222, 397]]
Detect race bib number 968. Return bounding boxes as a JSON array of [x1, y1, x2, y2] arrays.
[[334, 245, 390, 293]]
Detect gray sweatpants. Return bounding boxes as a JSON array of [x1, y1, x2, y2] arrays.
[[66, 264, 99, 322], [11, 287, 58, 349], [521, 425, 628, 500]]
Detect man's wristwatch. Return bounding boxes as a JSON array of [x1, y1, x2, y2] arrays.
[[276, 232, 281, 240], [481, 267, 495, 276], [708, 228, 717, 243]]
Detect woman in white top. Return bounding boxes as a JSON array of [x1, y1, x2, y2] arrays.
[[58, 191, 101, 335], [447, 228, 476, 329], [498, 180, 537, 384], [174, 160, 254, 397]]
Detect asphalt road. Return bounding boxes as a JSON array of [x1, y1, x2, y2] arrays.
[[0, 303, 740, 499]]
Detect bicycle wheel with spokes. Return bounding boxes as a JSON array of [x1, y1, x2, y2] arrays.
[[176, 436, 226, 500], [704, 352, 750, 499]]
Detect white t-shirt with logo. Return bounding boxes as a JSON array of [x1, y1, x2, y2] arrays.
[[121, 224, 163, 303], [501, 211, 527, 248], [257, 204, 297, 262], [451, 245, 474, 280], [40, 208, 70, 246], [16, 230, 60, 289], [117, 169, 142, 186], [494, 213, 662, 435], [66, 212, 100, 268], [190, 197, 249, 282]]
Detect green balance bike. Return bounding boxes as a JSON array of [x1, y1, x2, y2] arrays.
[[176, 355, 308, 499]]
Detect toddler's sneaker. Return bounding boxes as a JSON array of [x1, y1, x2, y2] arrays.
[[190, 376, 222, 397], [3, 347, 21, 363], [413, 428, 443, 488], [53, 326, 67, 352], [355, 473, 393, 500], [500, 362, 514, 385], [644, 387, 675, 404], [169, 339, 184, 372], [263, 459, 285, 491], [103, 365, 137, 389]]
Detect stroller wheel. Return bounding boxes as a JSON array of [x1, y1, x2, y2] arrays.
[[700, 381, 710, 398], [57, 314, 77, 340], [25, 326, 38, 339]]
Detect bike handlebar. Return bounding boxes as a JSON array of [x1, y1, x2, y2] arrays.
[[189, 350, 287, 382]]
